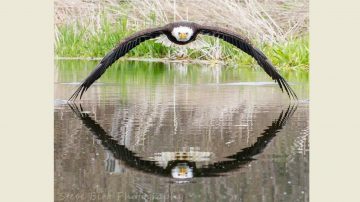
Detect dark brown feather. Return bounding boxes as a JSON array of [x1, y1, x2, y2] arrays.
[[69, 27, 167, 101], [197, 104, 297, 174], [197, 25, 298, 99], [69, 22, 297, 101]]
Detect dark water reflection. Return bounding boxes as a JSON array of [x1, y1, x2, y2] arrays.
[[55, 60, 309, 202]]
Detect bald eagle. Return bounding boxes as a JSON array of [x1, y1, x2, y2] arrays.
[[68, 103, 297, 178], [69, 21, 297, 101]]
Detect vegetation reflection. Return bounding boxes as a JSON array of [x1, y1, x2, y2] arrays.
[[69, 103, 297, 181]]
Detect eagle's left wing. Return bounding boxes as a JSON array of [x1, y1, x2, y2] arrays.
[[69, 27, 166, 101], [197, 25, 298, 99]]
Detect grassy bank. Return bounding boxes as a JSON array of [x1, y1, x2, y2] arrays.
[[55, 0, 308, 71], [55, 21, 308, 71]]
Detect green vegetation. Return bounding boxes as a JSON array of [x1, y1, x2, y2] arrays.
[[55, 0, 309, 71], [55, 19, 171, 59], [55, 20, 308, 71]]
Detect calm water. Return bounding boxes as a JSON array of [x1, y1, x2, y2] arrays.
[[54, 60, 309, 202]]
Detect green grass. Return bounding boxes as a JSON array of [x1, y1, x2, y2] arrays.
[[55, 18, 309, 71]]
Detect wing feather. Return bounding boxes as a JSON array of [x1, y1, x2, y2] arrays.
[[198, 25, 297, 99], [195, 104, 297, 175], [69, 27, 166, 101]]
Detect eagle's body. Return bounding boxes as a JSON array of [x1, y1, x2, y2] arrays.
[[69, 21, 297, 101]]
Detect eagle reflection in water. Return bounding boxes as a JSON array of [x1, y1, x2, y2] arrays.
[[69, 103, 297, 182]]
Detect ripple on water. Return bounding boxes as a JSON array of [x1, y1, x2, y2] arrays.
[[54, 60, 309, 202]]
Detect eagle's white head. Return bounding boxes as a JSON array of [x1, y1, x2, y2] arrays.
[[171, 26, 194, 42]]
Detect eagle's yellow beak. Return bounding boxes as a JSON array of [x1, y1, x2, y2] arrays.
[[179, 32, 188, 40]]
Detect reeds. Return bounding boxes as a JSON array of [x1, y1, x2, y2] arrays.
[[55, 0, 309, 70]]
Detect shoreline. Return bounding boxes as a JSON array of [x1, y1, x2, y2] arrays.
[[55, 56, 227, 65], [55, 56, 308, 71]]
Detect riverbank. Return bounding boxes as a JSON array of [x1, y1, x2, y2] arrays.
[[55, 24, 308, 71], [55, 0, 308, 71]]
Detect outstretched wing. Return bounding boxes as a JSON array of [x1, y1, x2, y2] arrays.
[[69, 27, 166, 101], [68, 103, 169, 176], [195, 104, 297, 176], [197, 25, 298, 99]]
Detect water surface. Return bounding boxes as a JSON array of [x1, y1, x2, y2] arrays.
[[55, 60, 309, 201]]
